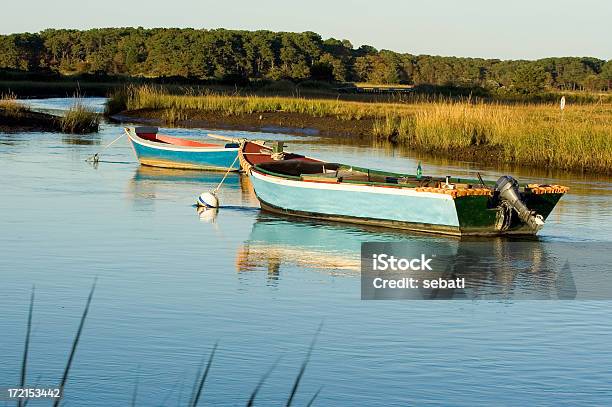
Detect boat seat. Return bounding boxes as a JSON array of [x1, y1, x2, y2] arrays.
[[257, 159, 340, 177], [338, 172, 389, 184], [338, 173, 370, 182]]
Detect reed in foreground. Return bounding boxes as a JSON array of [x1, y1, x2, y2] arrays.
[[17, 285, 324, 406], [110, 85, 612, 173]]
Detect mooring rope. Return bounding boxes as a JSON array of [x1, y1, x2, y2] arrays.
[[86, 132, 126, 163], [213, 151, 241, 194]]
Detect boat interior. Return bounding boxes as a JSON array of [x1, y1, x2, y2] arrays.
[[249, 143, 567, 197], [243, 140, 488, 189], [131, 127, 237, 148], [256, 157, 484, 189]]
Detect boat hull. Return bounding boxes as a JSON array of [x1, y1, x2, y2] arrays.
[[128, 132, 239, 171], [249, 169, 562, 236]]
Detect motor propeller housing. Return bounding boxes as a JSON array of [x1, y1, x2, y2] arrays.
[[495, 176, 544, 231]]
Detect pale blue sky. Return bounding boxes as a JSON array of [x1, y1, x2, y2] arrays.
[[2, 0, 610, 60]]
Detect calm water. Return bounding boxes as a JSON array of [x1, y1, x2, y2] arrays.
[[1, 98, 611, 406]]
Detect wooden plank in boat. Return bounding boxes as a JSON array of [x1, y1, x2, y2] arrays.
[[301, 174, 339, 183]]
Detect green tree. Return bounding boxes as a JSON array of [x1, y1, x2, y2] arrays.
[[511, 64, 548, 94], [0, 27, 607, 92], [600, 61, 612, 90]]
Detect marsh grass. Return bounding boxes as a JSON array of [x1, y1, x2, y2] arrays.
[[109, 85, 612, 172], [60, 100, 100, 133], [163, 107, 189, 126], [376, 102, 612, 172], [0, 92, 28, 116], [104, 87, 129, 116]]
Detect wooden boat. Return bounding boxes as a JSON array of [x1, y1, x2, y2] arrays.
[[125, 127, 240, 171], [239, 141, 568, 236]]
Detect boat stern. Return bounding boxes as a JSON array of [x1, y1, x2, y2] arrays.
[[453, 181, 568, 236]]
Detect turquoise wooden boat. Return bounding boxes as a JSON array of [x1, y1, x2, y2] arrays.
[[125, 127, 240, 171], [239, 141, 568, 236]]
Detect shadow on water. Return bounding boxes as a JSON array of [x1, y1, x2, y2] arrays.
[[61, 134, 102, 146]]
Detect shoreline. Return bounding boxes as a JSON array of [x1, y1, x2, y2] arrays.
[[113, 108, 377, 138], [0, 109, 62, 132], [1, 107, 99, 134]]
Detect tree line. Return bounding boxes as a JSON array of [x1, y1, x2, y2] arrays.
[[1, 27, 611, 94]]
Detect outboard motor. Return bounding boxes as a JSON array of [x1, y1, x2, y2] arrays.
[[495, 176, 544, 231]]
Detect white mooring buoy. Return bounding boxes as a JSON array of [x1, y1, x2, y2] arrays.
[[197, 191, 219, 208]]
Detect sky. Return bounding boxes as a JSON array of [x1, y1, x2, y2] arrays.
[[2, 0, 610, 60]]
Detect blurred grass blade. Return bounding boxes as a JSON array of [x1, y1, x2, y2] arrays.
[[130, 365, 140, 407], [53, 279, 97, 407], [23, 374, 41, 407], [286, 322, 323, 407], [188, 355, 208, 407], [191, 341, 218, 407], [246, 357, 282, 407], [305, 386, 323, 407], [19, 286, 35, 407]]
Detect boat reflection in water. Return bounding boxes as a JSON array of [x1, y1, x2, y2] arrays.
[[131, 165, 243, 185], [237, 214, 584, 299], [126, 166, 258, 207], [236, 214, 373, 279]]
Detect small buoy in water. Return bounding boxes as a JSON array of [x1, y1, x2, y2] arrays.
[[197, 191, 219, 208], [197, 206, 219, 223]]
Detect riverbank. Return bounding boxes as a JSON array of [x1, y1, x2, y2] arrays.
[[0, 106, 61, 132], [111, 86, 612, 173], [0, 97, 99, 133]]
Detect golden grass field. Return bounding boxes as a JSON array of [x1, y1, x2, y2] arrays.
[[113, 85, 612, 173]]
